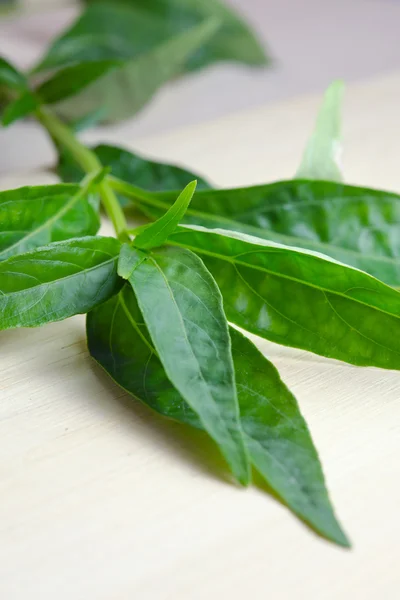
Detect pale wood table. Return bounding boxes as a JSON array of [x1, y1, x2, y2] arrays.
[[1, 73, 400, 600]]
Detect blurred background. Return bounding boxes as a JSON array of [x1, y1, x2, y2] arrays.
[[1, 0, 400, 172]]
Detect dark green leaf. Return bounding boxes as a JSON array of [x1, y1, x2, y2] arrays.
[[35, 7, 220, 122], [37, 60, 119, 106], [87, 284, 349, 547], [118, 244, 250, 485], [113, 178, 400, 288], [0, 236, 121, 330], [297, 80, 344, 181], [134, 180, 197, 249], [0, 56, 27, 90], [2, 91, 39, 126], [0, 183, 100, 261], [58, 144, 211, 207], [166, 225, 400, 370]]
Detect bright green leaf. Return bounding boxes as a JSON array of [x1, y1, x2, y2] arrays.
[[166, 225, 400, 370], [296, 80, 344, 181], [134, 180, 197, 249], [87, 283, 349, 547], [119, 244, 251, 485], [0, 236, 121, 330], [113, 178, 400, 288], [0, 183, 100, 261]]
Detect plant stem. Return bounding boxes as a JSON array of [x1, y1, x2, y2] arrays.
[[36, 107, 129, 241]]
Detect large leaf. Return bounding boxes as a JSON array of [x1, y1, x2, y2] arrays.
[[87, 284, 349, 547], [34, 4, 220, 122], [0, 183, 100, 261], [58, 143, 211, 195], [113, 178, 400, 288], [134, 180, 196, 249], [0, 236, 121, 330], [165, 225, 400, 370], [296, 80, 344, 181], [118, 244, 250, 485], [43, 0, 267, 72]]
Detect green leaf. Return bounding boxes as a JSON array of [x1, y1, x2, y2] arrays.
[[0, 236, 121, 330], [0, 183, 100, 261], [166, 225, 400, 370], [134, 180, 197, 249], [40, 1, 267, 73], [296, 80, 344, 181], [118, 244, 250, 485], [0, 56, 27, 90], [87, 284, 349, 547], [35, 5, 220, 122], [113, 178, 400, 288], [37, 60, 119, 106], [2, 91, 39, 126], [58, 143, 211, 207]]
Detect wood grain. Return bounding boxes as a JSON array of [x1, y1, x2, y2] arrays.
[[1, 75, 400, 599]]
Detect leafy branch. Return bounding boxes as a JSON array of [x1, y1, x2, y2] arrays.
[[1, 0, 399, 549]]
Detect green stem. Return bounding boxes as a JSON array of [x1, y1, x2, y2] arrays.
[[36, 107, 129, 241]]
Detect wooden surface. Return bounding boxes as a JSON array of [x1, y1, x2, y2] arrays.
[[1, 73, 400, 599]]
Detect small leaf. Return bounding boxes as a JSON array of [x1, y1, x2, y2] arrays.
[[2, 91, 39, 126], [87, 284, 349, 547], [296, 80, 344, 181], [0, 236, 121, 330], [0, 183, 100, 260], [0, 56, 27, 90], [113, 178, 400, 288], [167, 225, 400, 370], [134, 180, 197, 249], [119, 244, 250, 485]]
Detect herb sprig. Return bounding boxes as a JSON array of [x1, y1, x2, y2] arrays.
[[1, 0, 399, 549]]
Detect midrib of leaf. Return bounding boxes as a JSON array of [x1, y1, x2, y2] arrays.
[[114, 180, 400, 265], [0, 187, 88, 259], [118, 291, 156, 355], [167, 235, 400, 321]]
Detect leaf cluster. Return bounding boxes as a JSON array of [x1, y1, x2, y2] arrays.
[[1, 1, 399, 550]]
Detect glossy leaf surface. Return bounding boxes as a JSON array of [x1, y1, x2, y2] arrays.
[[0, 183, 100, 260], [297, 80, 344, 181], [87, 284, 349, 546], [166, 225, 400, 370], [134, 180, 197, 249], [0, 236, 121, 330], [119, 244, 250, 485], [114, 178, 400, 288]]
